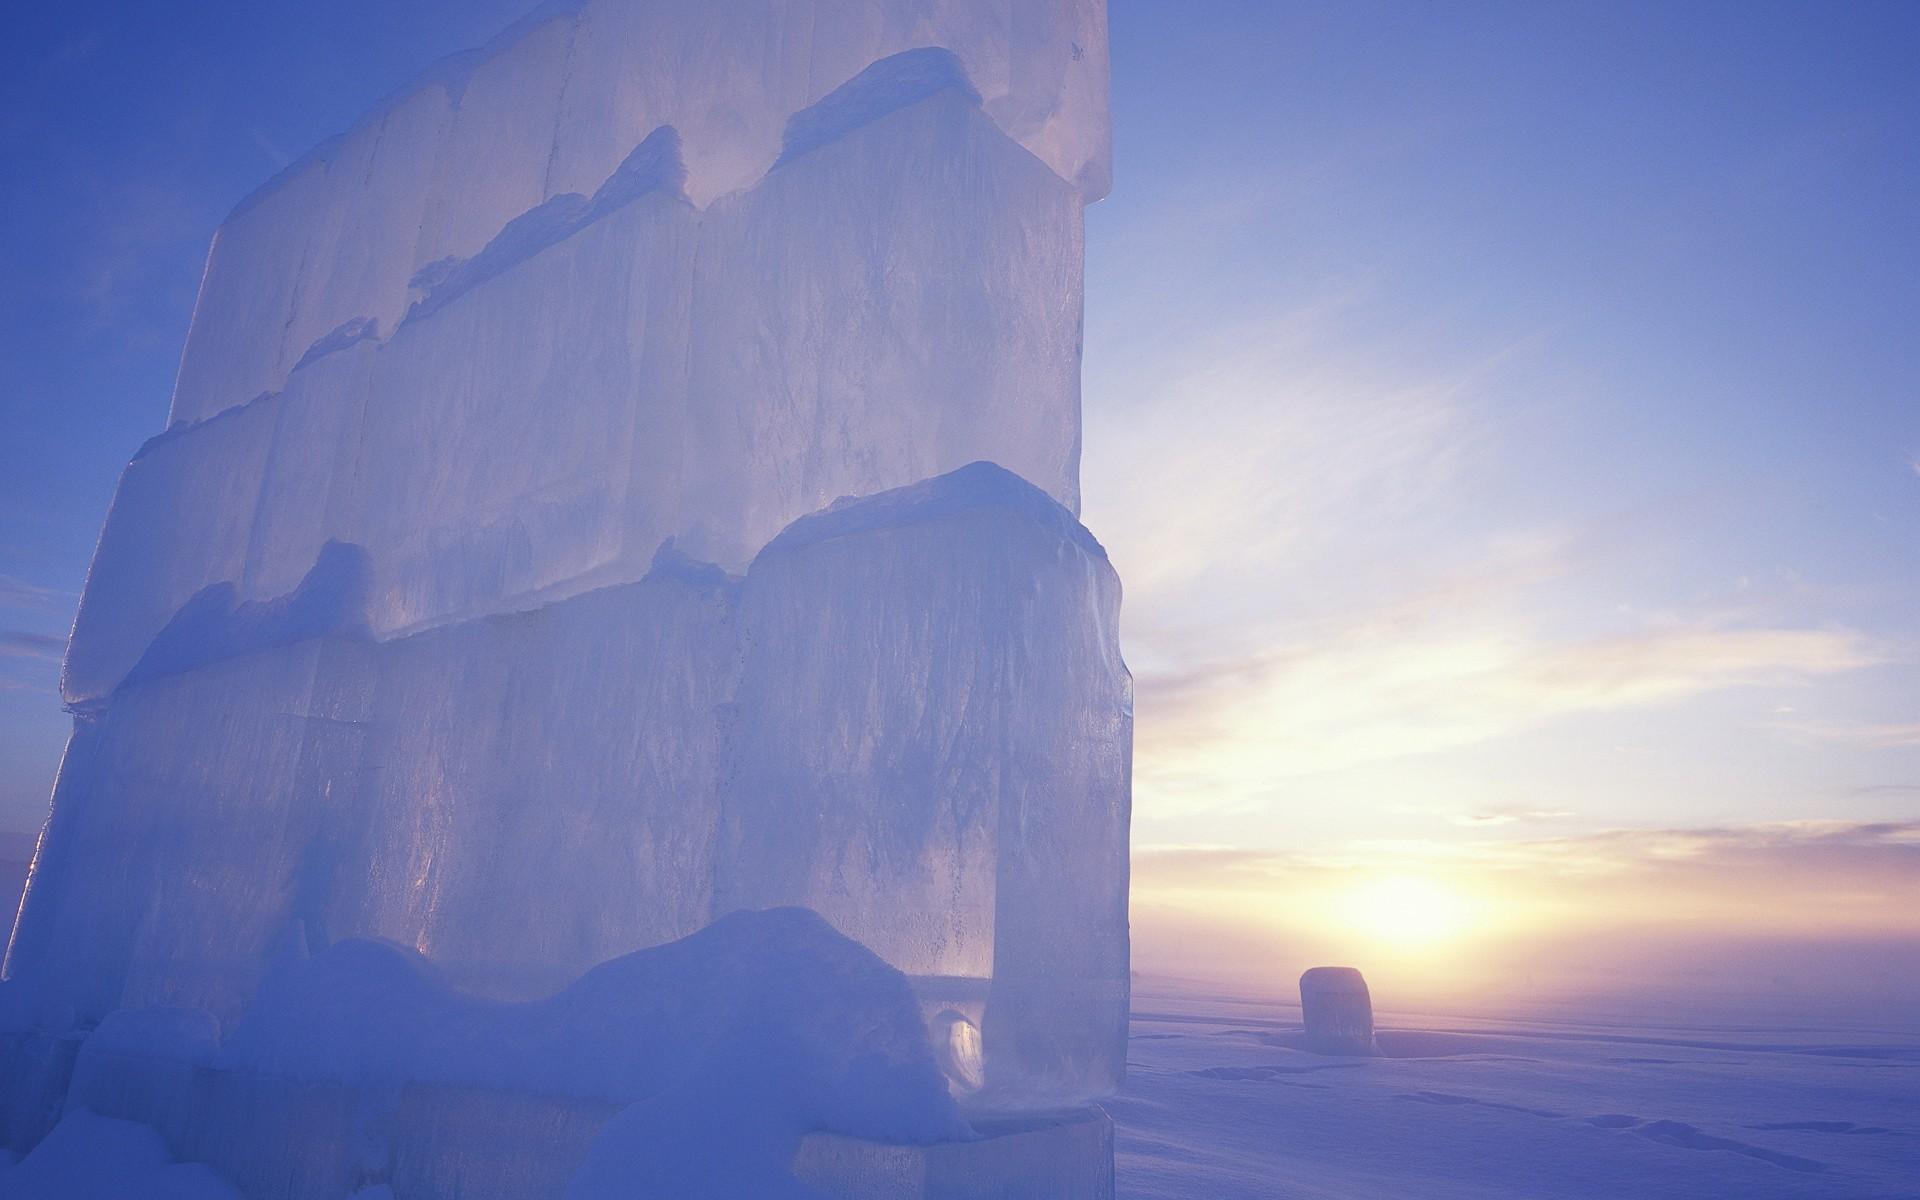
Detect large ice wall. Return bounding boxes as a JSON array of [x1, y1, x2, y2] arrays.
[[170, 0, 1109, 428], [12, 467, 1130, 1097], [11, 0, 1128, 1152], [64, 50, 1086, 704]]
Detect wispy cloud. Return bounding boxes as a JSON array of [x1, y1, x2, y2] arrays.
[[1132, 615, 1886, 813], [1083, 298, 1898, 825], [1847, 782, 1920, 797], [249, 127, 292, 171], [0, 631, 65, 662], [1781, 719, 1920, 749], [0, 576, 76, 612], [1446, 808, 1573, 827], [1085, 295, 1503, 639]]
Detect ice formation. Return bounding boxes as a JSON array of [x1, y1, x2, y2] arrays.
[[167, 0, 1109, 431], [62, 41, 1090, 702], [10, 466, 1128, 1091], [1300, 967, 1378, 1056], [2, 0, 1126, 1189]]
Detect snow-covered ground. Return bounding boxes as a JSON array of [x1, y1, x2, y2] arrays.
[[1113, 985, 1920, 1199]]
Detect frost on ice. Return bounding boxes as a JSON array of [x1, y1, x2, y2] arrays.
[[2, 0, 1125, 1191]]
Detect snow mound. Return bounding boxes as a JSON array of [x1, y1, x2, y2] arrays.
[[408, 126, 686, 325], [584, 126, 689, 222], [124, 541, 373, 688], [220, 907, 965, 1143], [292, 315, 380, 372], [0, 1109, 241, 1199], [642, 536, 738, 592], [777, 48, 981, 168], [405, 193, 590, 323], [760, 460, 1106, 562]]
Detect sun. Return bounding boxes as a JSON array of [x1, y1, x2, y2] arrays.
[[1331, 874, 1479, 953]]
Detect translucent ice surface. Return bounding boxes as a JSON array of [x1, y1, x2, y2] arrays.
[[65, 55, 1086, 703], [10, 3, 1129, 1174], [168, 0, 1109, 427], [722, 464, 1131, 1098], [18, 468, 1130, 1097]]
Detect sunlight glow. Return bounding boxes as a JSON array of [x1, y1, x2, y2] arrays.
[[1330, 874, 1480, 953]]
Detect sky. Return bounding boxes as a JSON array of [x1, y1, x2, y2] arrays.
[[3, 1, 1918, 1012]]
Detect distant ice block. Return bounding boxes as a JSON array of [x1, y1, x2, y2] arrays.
[[168, 0, 1110, 427], [1300, 967, 1378, 1056]]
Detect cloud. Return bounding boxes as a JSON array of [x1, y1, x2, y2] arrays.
[[1083, 297, 1585, 817], [0, 576, 76, 611], [1083, 295, 1505, 647], [0, 631, 65, 662], [1782, 719, 1920, 749], [1083, 295, 1898, 829], [1131, 617, 1887, 814], [1847, 782, 1920, 797], [1446, 808, 1573, 827], [249, 127, 292, 170], [1425, 818, 1920, 879]]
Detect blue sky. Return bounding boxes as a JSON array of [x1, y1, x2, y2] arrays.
[[1083, 0, 1920, 842], [0, 0, 537, 827], [3, 1, 1917, 999]]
